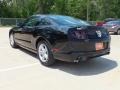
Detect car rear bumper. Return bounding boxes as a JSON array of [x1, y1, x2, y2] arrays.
[[54, 48, 110, 62], [53, 38, 110, 62]]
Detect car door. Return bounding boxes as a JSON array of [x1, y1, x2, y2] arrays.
[[37, 17, 55, 37], [103, 22, 114, 30], [17, 17, 40, 49]]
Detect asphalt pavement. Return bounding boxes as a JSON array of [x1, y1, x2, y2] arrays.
[[0, 27, 120, 90]]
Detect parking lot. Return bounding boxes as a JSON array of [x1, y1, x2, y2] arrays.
[[0, 27, 120, 90]]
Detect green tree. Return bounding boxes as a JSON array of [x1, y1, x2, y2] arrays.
[[0, 0, 120, 21]]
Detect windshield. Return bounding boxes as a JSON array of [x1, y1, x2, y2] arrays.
[[49, 15, 90, 26]]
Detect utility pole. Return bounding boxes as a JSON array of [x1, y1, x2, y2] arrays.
[[87, 0, 90, 21]]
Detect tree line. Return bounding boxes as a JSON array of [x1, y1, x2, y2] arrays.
[[0, 0, 120, 21]]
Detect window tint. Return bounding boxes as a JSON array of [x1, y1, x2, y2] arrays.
[[24, 17, 40, 27], [39, 18, 51, 25]]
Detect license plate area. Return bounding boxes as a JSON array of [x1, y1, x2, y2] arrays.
[[95, 42, 104, 50]]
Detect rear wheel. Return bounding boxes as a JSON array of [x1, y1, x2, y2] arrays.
[[117, 30, 120, 35], [9, 33, 18, 48], [37, 41, 55, 66]]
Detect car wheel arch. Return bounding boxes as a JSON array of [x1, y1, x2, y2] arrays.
[[36, 37, 52, 49], [9, 30, 14, 37], [117, 28, 120, 31], [117, 28, 120, 35]]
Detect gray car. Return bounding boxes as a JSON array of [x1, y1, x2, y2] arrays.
[[103, 20, 120, 35]]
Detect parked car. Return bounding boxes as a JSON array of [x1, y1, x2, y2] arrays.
[[9, 15, 110, 66], [96, 18, 117, 27], [104, 18, 118, 23], [103, 20, 120, 35]]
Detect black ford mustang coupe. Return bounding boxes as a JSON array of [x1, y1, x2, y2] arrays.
[[9, 15, 110, 66]]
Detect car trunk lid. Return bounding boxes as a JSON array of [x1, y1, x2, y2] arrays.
[[68, 26, 109, 52]]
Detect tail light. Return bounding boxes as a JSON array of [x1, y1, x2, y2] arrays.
[[72, 30, 87, 39]]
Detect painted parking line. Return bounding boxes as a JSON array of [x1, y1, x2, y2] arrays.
[[0, 63, 40, 73]]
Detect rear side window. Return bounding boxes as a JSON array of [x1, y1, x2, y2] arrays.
[[39, 18, 52, 26], [24, 17, 40, 27]]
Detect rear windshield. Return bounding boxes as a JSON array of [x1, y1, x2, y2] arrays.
[[49, 16, 90, 26]]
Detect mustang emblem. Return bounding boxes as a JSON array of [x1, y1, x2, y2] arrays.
[[96, 31, 102, 37]]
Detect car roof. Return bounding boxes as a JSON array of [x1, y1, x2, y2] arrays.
[[31, 14, 69, 18], [108, 20, 120, 22], [106, 20, 120, 24], [104, 18, 118, 22]]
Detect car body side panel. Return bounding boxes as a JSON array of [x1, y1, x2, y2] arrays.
[[32, 26, 69, 51]]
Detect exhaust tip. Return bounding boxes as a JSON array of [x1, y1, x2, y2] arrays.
[[78, 57, 88, 62]]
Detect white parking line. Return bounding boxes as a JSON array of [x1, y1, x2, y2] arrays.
[[0, 63, 40, 73]]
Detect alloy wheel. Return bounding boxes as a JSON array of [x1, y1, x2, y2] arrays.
[[10, 34, 14, 46], [38, 43, 49, 62], [117, 30, 120, 35]]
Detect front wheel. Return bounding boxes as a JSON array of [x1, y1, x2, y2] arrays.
[[117, 30, 120, 35], [37, 41, 55, 66], [9, 33, 18, 48]]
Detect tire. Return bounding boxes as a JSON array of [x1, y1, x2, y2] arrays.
[[37, 41, 55, 66], [117, 30, 120, 35], [9, 33, 18, 48]]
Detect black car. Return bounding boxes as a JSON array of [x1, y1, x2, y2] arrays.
[[9, 15, 110, 66]]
